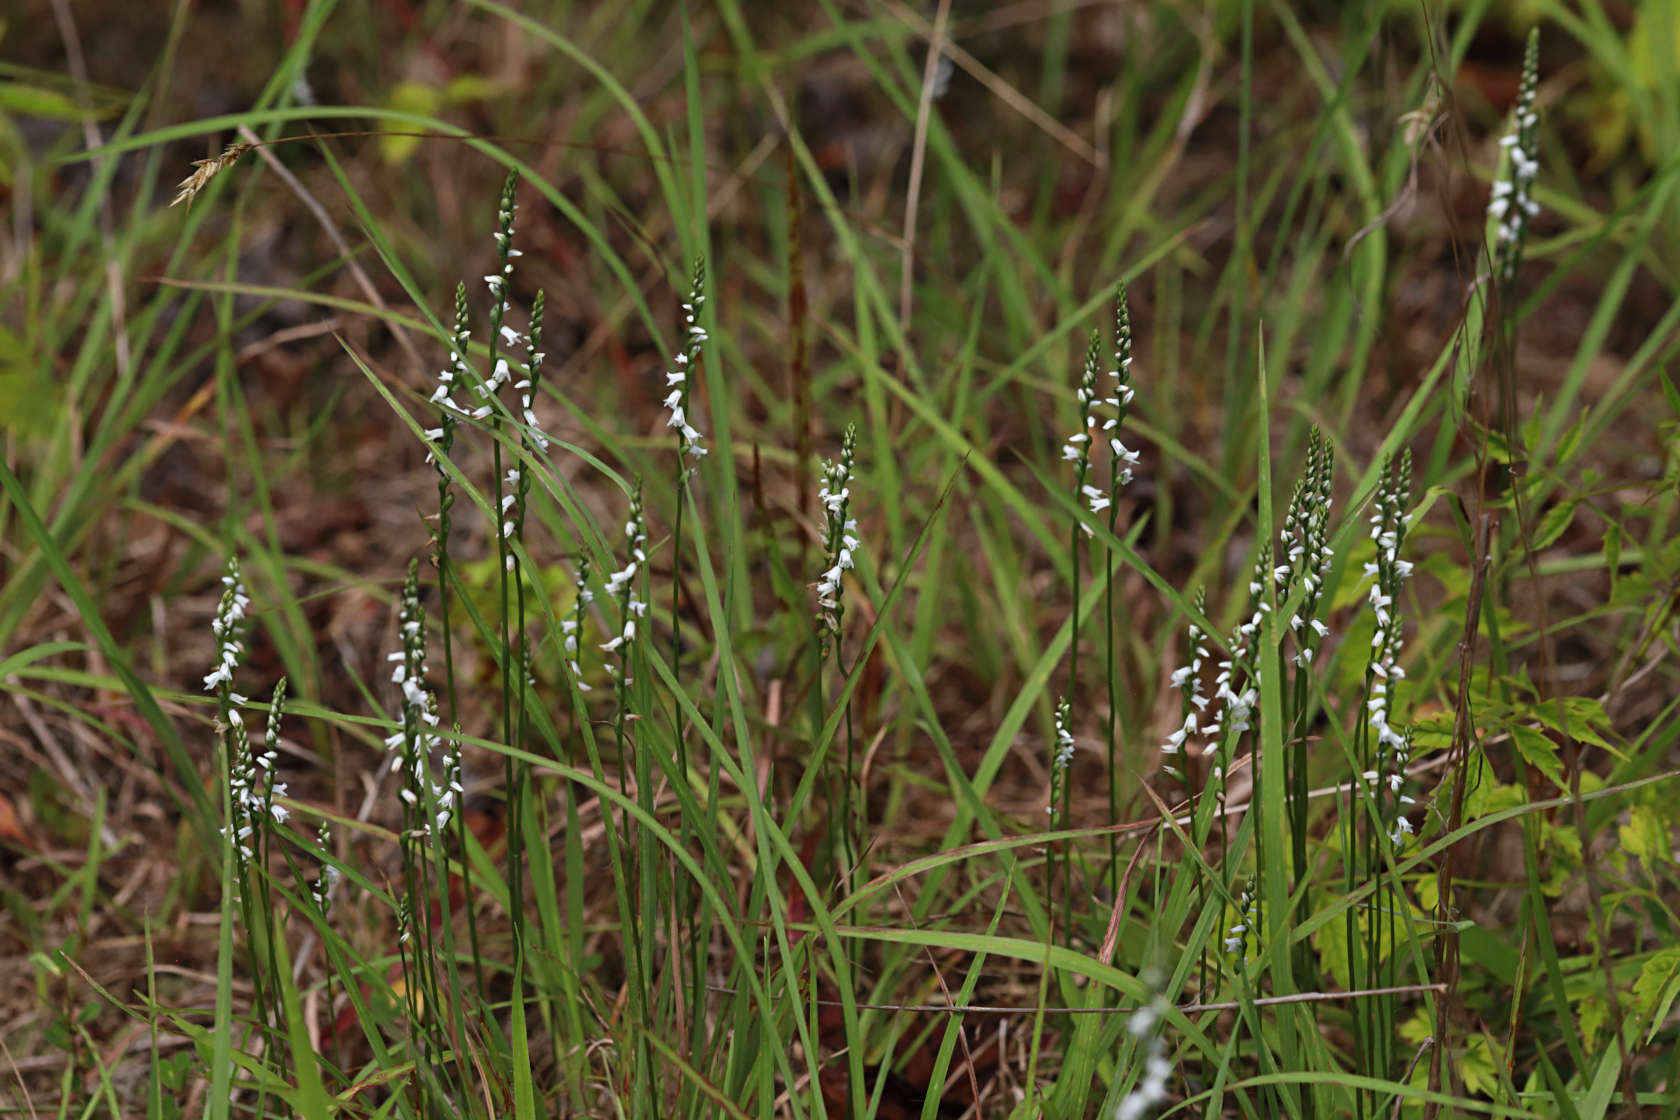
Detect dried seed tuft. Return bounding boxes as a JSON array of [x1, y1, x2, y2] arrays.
[[170, 142, 252, 208]]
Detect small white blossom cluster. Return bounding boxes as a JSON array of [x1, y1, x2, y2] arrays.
[[229, 680, 291, 845], [1224, 879, 1257, 960], [1105, 286, 1140, 500], [1048, 697, 1075, 817], [1204, 550, 1270, 755], [1175, 436, 1335, 775], [437, 740, 463, 839], [1160, 594, 1210, 781], [562, 557, 593, 692], [311, 823, 339, 913], [499, 465, 525, 574], [601, 481, 648, 664], [471, 177, 523, 424], [204, 558, 250, 693], [497, 296, 552, 574], [1114, 993, 1172, 1120], [663, 259, 708, 464], [1489, 30, 1541, 286], [483, 173, 521, 302], [516, 290, 550, 454], [1065, 288, 1142, 521], [467, 325, 518, 424], [1363, 452, 1416, 846], [1062, 331, 1102, 514], [1281, 429, 1335, 665], [425, 285, 472, 448], [816, 425, 859, 644], [385, 562, 457, 835]]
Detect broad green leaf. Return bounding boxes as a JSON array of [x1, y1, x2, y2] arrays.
[[1619, 805, 1670, 865], [1313, 909, 1353, 990], [0, 81, 87, 121], [379, 82, 438, 164]]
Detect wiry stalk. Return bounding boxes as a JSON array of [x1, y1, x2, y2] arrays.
[[479, 172, 524, 952], [1101, 283, 1137, 892], [1059, 330, 1102, 940], [662, 257, 708, 1040]]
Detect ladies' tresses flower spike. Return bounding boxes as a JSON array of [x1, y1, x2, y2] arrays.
[[1064, 331, 1103, 520], [563, 557, 593, 691], [1105, 283, 1139, 498], [498, 293, 552, 575], [483, 172, 520, 300], [204, 558, 250, 692], [1202, 550, 1267, 745], [228, 678, 289, 845], [474, 172, 521, 428], [311, 823, 338, 912], [435, 732, 463, 835], [1489, 30, 1541, 287], [815, 424, 859, 647], [1160, 591, 1209, 779], [1225, 879, 1257, 960], [429, 284, 471, 423], [1283, 429, 1335, 664], [601, 479, 648, 667], [258, 679, 290, 828], [387, 560, 449, 834], [663, 258, 709, 464], [1048, 697, 1075, 817], [1065, 285, 1139, 523], [517, 290, 551, 454], [1364, 451, 1416, 845]]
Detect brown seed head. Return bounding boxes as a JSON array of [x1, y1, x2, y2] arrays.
[[170, 142, 252, 208]]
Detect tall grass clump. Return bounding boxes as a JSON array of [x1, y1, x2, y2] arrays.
[[7, 7, 1680, 1120]]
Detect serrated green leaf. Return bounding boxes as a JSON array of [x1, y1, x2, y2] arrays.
[[1634, 949, 1680, 1043], [1531, 696, 1624, 759], [1511, 725, 1566, 789], [1555, 412, 1587, 469], [1465, 780, 1525, 823], [1532, 500, 1576, 550], [1461, 1033, 1501, 1098]]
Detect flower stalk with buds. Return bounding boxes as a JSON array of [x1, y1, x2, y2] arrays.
[[664, 259, 709, 468], [1489, 31, 1541, 289], [1362, 451, 1415, 849], [815, 425, 859, 653]]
